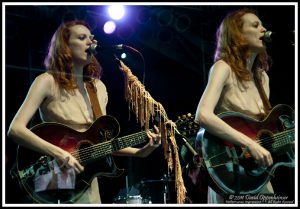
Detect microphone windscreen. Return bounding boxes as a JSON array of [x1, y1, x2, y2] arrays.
[[263, 31, 273, 42]]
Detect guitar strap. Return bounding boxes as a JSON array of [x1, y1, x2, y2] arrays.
[[254, 71, 273, 114], [85, 81, 103, 119]]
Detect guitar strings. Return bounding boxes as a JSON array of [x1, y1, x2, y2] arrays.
[[254, 129, 294, 151], [70, 132, 138, 159], [70, 134, 143, 163], [60, 115, 196, 164], [68, 131, 148, 163], [70, 115, 197, 163], [207, 128, 294, 164], [73, 127, 294, 163], [75, 131, 148, 163], [268, 129, 295, 149]]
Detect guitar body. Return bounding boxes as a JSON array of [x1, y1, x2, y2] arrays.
[[198, 104, 295, 195], [16, 115, 124, 203], [13, 112, 203, 203]]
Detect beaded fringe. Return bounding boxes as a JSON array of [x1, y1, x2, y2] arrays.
[[118, 61, 186, 203]]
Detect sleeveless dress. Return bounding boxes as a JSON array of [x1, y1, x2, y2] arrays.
[[38, 72, 108, 204], [208, 65, 274, 203]]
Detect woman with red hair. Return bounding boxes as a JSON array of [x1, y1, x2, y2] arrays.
[[8, 20, 161, 204], [195, 8, 275, 203]]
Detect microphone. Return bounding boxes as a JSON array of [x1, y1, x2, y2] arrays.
[[88, 43, 124, 55], [263, 30, 295, 44]]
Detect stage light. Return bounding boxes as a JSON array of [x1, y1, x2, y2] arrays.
[[103, 20, 116, 34], [108, 5, 125, 20], [121, 53, 127, 59]]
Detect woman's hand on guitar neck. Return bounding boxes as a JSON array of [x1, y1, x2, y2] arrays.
[[146, 125, 161, 148], [248, 142, 273, 168]]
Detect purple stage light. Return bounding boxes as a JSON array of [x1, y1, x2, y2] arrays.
[[108, 5, 125, 20], [103, 20, 116, 34]]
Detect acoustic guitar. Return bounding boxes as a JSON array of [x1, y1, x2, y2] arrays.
[[14, 114, 198, 203], [197, 104, 295, 195]]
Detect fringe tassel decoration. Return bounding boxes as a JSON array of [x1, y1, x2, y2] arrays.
[[118, 61, 186, 203]]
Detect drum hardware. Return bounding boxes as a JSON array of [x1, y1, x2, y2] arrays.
[[113, 175, 152, 204], [126, 195, 143, 204], [114, 174, 175, 204], [140, 174, 174, 204], [113, 194, 151, 204]]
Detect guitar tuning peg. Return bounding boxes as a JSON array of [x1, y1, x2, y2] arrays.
[[182, 115, 187, 119], [178, 116, 181, 120], [187, 113, 192, 117]]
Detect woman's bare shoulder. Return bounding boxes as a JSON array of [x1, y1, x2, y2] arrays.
[[35, 72, 55, 83], [209, 60, 231, 79], [31, 72, 56, 94], [212, 60, 231, 71]]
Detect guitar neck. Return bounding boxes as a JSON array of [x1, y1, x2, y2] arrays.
[[110, 130, 149, 153], [80, 130, 149, 163], [272, 128, 294, 151]]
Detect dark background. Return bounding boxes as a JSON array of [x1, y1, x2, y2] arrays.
[[4, 3, 296, 204]]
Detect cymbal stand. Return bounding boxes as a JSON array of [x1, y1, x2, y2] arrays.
[[162, 174, 169, 204], [126, 175, 129, 199]]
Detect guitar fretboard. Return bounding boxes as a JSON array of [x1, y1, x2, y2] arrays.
[[77, 130, 149, 164], [271, 128, 294, 151]]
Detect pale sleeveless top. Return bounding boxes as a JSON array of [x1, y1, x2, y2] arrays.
[[208, 66, 273, 203], [215, 67, 270, 119], [38, 72, 108, 204]]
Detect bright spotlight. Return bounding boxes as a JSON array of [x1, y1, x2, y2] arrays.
[[103, 20, 116, 34], [121, 53, 127, 59], [108, 5, 125, 20]]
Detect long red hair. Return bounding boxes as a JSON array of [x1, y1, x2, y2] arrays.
[[44, 20, 102, 92], [214, 8, 271, 83]]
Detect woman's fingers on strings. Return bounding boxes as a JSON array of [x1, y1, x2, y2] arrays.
[[59, 156, 70, 169], [58, 155, 84, 174], [146, 130, 160, 145]]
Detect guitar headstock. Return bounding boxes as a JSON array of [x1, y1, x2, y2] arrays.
[[175, 113, 200, 138]]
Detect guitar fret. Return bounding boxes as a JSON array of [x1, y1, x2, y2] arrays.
[[272, 129, 294, 151], [80, 131, 149, 162]]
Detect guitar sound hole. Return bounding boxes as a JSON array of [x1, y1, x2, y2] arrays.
[[257, 130, 274, 151]]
